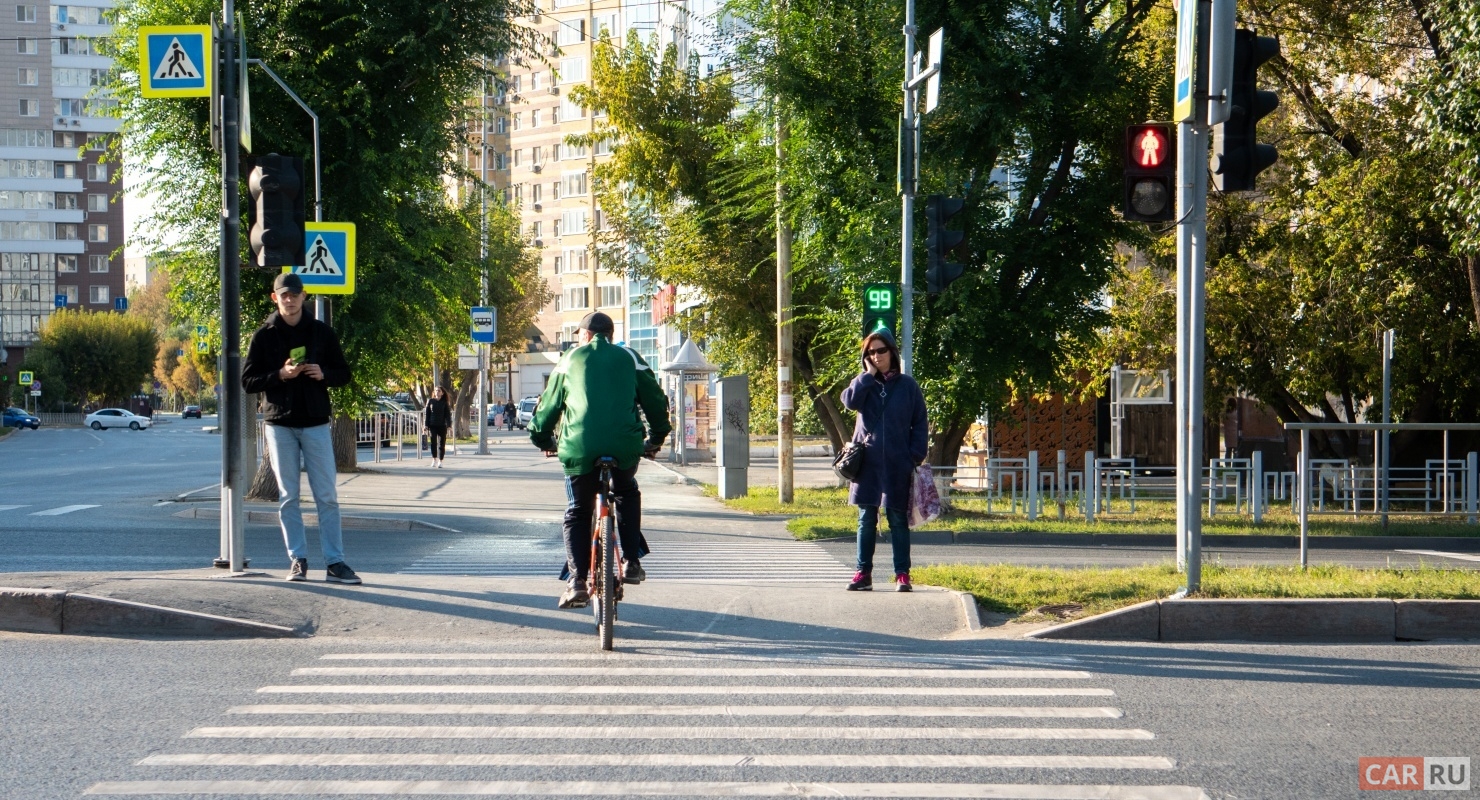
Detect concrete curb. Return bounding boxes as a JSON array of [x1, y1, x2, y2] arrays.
[[954, 591, 983, 631], [171, 506, 457, 532], [1025, 597, 1480, 642], [0, 587, 299, 638], [645, 460, 703, 486]]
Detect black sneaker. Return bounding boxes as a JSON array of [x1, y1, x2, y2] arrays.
[[558, 579, 589, 609], [286, 558, 308, 582], [622, 559, 646, 585], [325, 562, 362, 585]]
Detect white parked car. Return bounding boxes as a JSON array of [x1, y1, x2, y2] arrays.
[[85, 408, 153, 430]]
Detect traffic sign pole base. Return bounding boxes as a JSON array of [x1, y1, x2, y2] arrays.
[[212, 558, 249, 569]]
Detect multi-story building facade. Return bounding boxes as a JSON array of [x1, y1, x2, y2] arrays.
[[456, 0, 723, 402], [0, 0, 122, 375]]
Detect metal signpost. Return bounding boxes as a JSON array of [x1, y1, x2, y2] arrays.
[[896, 17, 943, 376]]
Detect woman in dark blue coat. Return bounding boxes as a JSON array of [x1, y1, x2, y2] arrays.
[[839, 329, 929, 591]]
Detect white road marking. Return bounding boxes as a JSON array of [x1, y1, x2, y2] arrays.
[[256, 684, 1115, 697], [0, 505, 27, 512], [185, 725, 1154, 740], [137, 753, 1175, 769], [30, 504, 100, 516], [225, 703, 1123, 718], [398, 537, 852, 581], [290, 666, 1092, 679], [85, 780, 1207, 797], [1397, 549, 1480, 563]]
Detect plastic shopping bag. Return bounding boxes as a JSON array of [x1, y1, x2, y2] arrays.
[[909, 465, 942, 527]]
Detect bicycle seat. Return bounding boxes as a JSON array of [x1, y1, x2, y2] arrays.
[[595, 456, 618, 467]]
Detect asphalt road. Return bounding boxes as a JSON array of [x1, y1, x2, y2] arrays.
[[3, 631, 1479, 799]]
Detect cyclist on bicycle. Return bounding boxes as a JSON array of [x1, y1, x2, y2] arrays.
[[529, 311, 672, 609]]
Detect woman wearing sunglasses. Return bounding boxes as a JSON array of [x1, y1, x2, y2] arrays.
[[839, 328, 929, 592]]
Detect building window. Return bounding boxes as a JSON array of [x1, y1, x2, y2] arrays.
[[55, 223, 78, 240], [56, 255, 77, 273], [86, 163, 107, 181], [51, 37, 94, 56], [512, 184, 522, 203], [54, 162, 78, 179], [559, 58, 586, 84], [55, 131, 74, 147], [532, 183, 541, 204], [512, 149, 521, 168], [513, 112, 520, 131], [552, 106, 560, 124], [556, 18, 585, 45], [87, 224, 107, 242], [16, 5, 35, 22], [17, 98, 37, 116], [560, 94, 586, 121], [87, 134, 106, 151], [61, 285, 77, 303], [568, 286, 590, 309], [495, 116, 506, 134], [562, 209, 588, 234], [493, 152, 506, 170], [553, 218, 561, 237], [552, 181, 561, 201], [57, 193, 78, 209], [531, 220, 542, 238], [553, 255, 562, 273], [87, 193, 106, 212], [88, 285, 108, 304], [562, 247, 587, 272], [562, 171, 587, 197], [530, 72, 540, 91], [599, 284, 623, 308], [532, 146, 543, 165], [532, 109, 541, 128], [16, 37, 36, 54], [17, 68, 36, 86], [88, 254, 108, 272]]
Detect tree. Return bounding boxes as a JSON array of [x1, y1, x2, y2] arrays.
[[26, 310, 157, 406], [106, 0, 544, 471]]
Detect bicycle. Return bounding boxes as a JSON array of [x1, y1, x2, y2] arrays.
[[588, 456, 621, 650]]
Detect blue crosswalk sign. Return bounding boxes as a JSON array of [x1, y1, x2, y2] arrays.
[[139, 26, 212, 98], [285, 222, 356, 295]]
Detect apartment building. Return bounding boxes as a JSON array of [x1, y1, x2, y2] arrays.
[[456, 0, 723, 401], [0, 0, 122, 373]]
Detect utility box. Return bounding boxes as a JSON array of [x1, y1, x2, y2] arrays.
[[715, 375, 750, 498]]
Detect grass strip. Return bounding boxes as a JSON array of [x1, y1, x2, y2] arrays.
[[914, 562, 1480, 621], [706, 486, 1480, 540]]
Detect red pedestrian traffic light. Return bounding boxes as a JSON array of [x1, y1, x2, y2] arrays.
[[1124, 123, 1176, 222]]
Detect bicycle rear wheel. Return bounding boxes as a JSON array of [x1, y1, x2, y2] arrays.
[[597, 502, 616, 650]]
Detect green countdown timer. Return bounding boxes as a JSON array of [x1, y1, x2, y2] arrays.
[[861, 282, 898, 338]]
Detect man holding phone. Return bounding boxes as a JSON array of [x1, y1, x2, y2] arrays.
[[242, 272, 360, 585]]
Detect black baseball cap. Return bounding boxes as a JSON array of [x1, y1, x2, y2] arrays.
[[579, 311, 614, 335], [273, 272, 304, 295]]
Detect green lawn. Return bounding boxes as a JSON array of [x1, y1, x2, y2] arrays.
[[915, 562, 1480, 622], [705, 485, 1480, 540]]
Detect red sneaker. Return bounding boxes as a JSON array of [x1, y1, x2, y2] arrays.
[[896, 573, 912, 592], [847, 571, 873, 591]]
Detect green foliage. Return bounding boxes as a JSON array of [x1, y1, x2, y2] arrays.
[[23, 310, 157, 405], [104, 0, 543, 413]]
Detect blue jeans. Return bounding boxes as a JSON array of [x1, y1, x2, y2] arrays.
[[264, 423, 345, 566], [856, 505, 910, 575]]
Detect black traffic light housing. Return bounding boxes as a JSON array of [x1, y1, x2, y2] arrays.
[[1212, 30, 1280, 193], [1123, 123, 1176, 222], [248, 154, 306, 268], [861, 283, 899, 338], [926, 195, 966, 295]]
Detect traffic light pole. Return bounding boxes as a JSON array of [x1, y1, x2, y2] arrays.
[[898, 0, 918, 375], [219, 0, 246, 573]]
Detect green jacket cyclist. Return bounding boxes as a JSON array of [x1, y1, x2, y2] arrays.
[[529, 311, 672, 609]]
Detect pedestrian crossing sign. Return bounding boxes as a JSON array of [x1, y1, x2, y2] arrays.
[[139, 26, 213, 98], [284, 222, 356, 295]]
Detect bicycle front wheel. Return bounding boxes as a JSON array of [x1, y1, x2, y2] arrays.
[[598, 506, 616, 650]]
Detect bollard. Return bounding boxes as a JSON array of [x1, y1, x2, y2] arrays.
[[1057, 449, 1067, 520], [1251, 450, 1263, 525], [1083, 450, 1096, 523], [1298, 428, 1309, 569], [1027, 450, 1039, 522], [1469, 452, 1478, 526]]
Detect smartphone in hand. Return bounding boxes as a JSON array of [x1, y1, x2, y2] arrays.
[[289, 346, 306, 364]]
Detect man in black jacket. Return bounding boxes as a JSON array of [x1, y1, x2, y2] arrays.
[[241, 272, 361, 585]]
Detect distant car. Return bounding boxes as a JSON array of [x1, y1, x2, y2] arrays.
[[517, 397, 538, 429], [182, 405, 202, 419], [2, 407, 39, 430], [85, 408, 153, 430]]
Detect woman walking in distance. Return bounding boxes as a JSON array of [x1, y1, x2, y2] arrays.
[[840, 329, 928, 592], [425, 386, 452, 468]]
